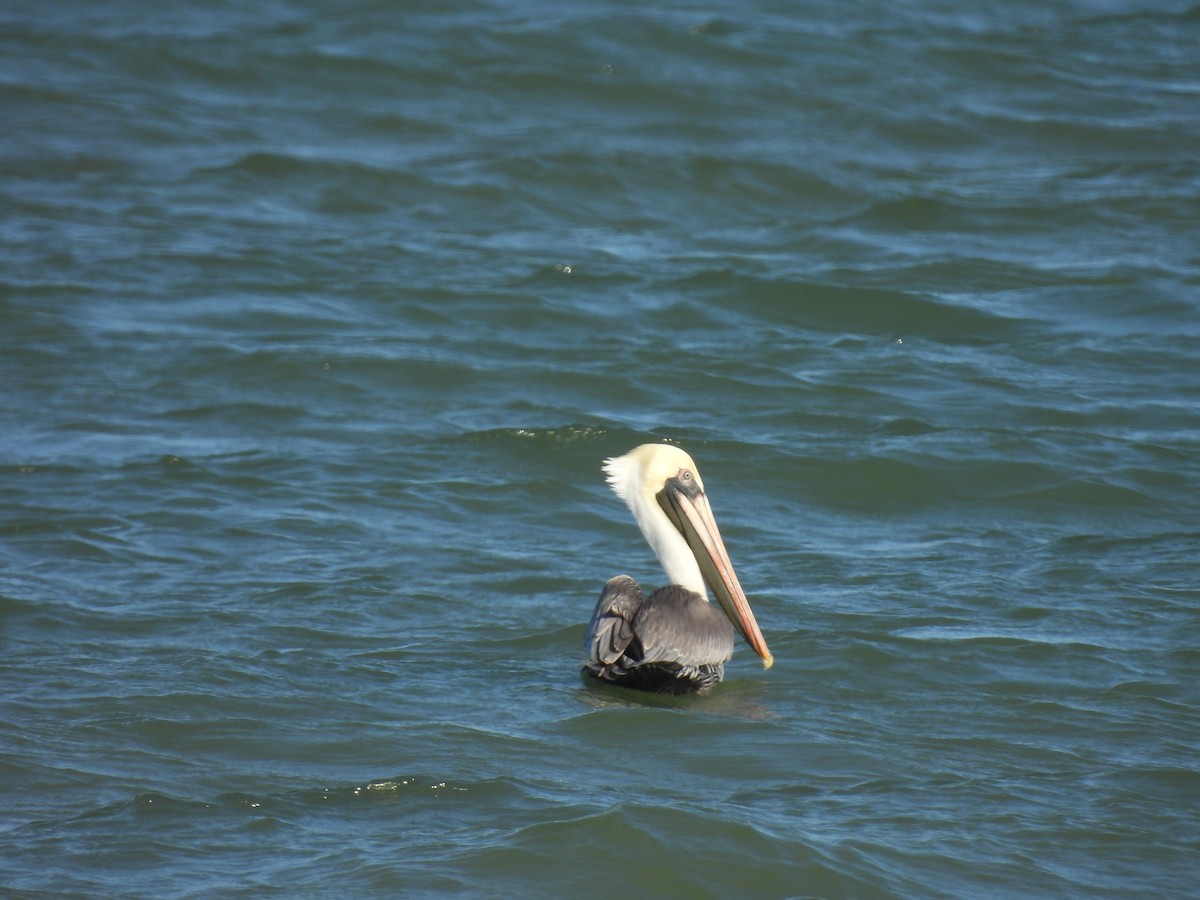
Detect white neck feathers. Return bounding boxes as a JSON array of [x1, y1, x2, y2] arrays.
[[603, 445, 707, 598]]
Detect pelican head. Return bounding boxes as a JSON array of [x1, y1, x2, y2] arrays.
[[604, 443, 774, 668]]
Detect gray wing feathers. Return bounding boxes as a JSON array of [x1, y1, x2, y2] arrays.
[[584, 575, 644, 673], [634, 585, 734, 668], [584, 577, 734, 680]]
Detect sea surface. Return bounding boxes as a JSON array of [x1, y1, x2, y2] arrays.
[[3, 1, 1199, 897]]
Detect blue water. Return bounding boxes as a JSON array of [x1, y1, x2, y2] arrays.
[[3, 1, 1199, 896]]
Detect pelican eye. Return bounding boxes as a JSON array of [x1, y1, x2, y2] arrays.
[[673, 468, 702, 497]]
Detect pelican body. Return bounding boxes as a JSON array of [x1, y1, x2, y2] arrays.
[[583, 444, 773, 694]]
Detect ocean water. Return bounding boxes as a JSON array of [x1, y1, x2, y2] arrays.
[[3, 1, 1199, 896]]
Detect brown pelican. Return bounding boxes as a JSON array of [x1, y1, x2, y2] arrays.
[[583, 443, 773, 694]]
